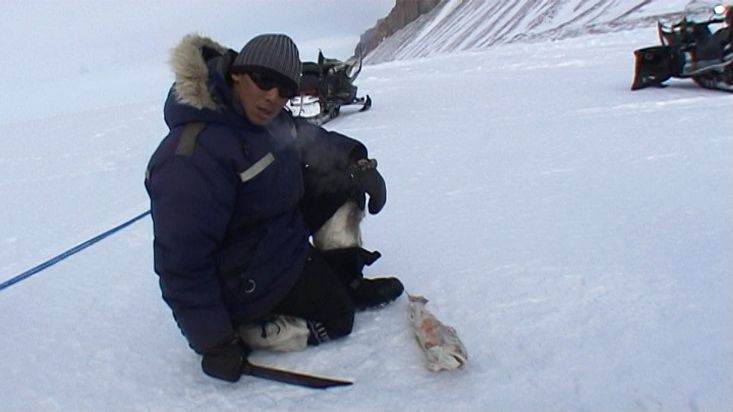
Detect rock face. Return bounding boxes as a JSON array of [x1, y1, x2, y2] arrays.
[[356, 0, 441, 56], [357, 0, 691, 63]]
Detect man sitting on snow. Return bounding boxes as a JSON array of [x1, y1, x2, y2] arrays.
[[145, 33, 404, 382]]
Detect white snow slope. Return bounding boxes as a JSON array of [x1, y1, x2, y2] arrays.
[[1, 13, 731, 412], [367, 0, 696, 63]]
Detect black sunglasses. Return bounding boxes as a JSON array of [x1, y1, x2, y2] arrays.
[[247, 72, 297, 99]]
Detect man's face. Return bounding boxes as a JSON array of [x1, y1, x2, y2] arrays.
[[232, 72, 293, 126]]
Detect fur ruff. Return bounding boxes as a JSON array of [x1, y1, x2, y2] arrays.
[[169, 33, 230, 110]]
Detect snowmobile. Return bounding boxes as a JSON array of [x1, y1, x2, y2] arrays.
[[287, 51, 372, 126], [631, 0, 733, 92]]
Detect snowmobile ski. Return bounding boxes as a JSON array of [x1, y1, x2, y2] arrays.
[[242, 360, 353, 389], [356, 95, 372, 111]]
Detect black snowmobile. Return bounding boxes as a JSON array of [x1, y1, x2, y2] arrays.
[[631, 0, 733, 92], [287, 51, 372, 126]]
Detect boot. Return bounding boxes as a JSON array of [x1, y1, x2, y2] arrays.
[[238, 315, 310, 352], [320, 247, 404, 310], [348, 277, 404, 310]]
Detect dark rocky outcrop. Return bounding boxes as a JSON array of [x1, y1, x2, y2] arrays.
[[356, 0, 442, 56]]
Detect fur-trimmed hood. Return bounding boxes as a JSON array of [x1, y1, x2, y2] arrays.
[[169, 33, 231, 111]]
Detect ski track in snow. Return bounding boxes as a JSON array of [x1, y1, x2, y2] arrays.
[[1, 27, 731, 412]]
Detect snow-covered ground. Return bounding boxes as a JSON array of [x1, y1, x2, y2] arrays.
[[1, 28, 731, 411]]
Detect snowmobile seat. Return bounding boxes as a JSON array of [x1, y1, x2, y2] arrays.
[[301, 61, 321, 77], [299, 62, 322, 95], [696, 26, 731, 60]]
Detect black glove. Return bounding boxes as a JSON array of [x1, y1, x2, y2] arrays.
[[201, 336, 251, 382], [350, 159, 386, 214]]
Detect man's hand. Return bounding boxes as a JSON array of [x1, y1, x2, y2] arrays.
[[201, 336, 251, 382]]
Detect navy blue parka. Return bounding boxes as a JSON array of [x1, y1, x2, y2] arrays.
[[145, 34, 368, 353]]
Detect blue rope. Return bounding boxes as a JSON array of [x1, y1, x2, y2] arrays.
[[0, 210, 151, 291]]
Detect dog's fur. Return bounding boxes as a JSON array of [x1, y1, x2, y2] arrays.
[[312, 201, 364, 251]]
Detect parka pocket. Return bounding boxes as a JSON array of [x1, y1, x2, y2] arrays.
[[214, 235, 265, 300]]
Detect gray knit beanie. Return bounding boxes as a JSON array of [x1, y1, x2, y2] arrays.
[[232, 34, 302, 91]]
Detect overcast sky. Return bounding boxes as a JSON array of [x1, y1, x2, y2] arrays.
[[1, 0, 394, 87], [0, 0, 395, 122]]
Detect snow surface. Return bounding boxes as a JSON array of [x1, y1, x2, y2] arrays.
[[1, 24, 732, 412]]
